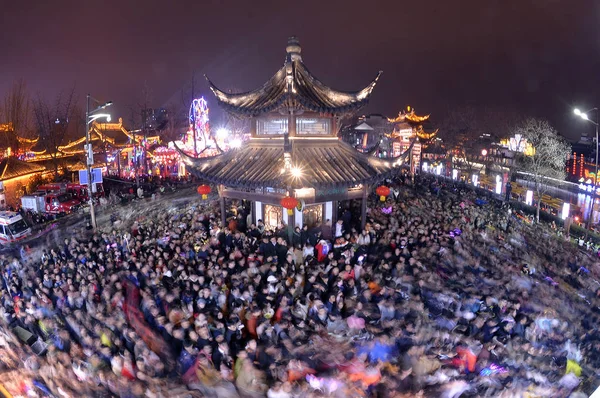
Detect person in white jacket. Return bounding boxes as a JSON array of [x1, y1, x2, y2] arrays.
[[357, 230, 371, 246]]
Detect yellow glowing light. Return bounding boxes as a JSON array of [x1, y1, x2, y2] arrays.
[[291, 167, 302, 178]]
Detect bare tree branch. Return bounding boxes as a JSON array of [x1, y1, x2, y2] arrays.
[[1, 79, 33, 152], [514, 118, 571, 222], [438, 105, 524, 176], [33, 86, 78, 179], [161, 102, 188, 143]]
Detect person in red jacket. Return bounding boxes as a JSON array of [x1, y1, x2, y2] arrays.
[[315, 240, 329, 263]]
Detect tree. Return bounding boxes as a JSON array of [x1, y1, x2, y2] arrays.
[[438, 105, 523, 177], [33, 87, 77, 179], [222, 112, 250, 137], [1, 79, 32, 152], [438, 106, 486, 176], [514, 118, 571, 222], [161, 102, 188, 144]]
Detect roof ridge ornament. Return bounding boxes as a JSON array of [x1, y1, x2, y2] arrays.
[[286, 36, 302, 62]]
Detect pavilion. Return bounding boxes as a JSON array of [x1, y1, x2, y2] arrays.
[[182, 37, 403, 229]]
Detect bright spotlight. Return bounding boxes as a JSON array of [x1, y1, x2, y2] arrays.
[[229, 138, 242, 148], [574, 108, 581, 116], [525, 190, 533, 206], [581, 113, 589, 120], [291, 167, 302, 178], [562, 203, 570, 220], [106, 115, 111, 122], [216, 128, 229, 138]]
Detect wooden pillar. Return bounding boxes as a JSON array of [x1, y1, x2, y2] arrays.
[[361, 185, 369, 230], [287, 210, 294, 244], [117, 151, 121, 178], [250, 117, 257, 136], [331, 200, 339, 225], [288, 114, 296, 137], [220, 185, 226, 227]]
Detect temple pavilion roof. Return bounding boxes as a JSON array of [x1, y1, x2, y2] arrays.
[[388, 106, 430, 124], [181, 138, 399, 189], [206, 37, 382, 117], [57, 118, 159, 155], [0, 157, 45, 181]]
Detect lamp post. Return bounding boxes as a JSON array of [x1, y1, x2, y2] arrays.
[[85, 94, 112, 229], [574, 107, 598, 234]]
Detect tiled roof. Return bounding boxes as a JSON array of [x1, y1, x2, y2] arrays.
[[0, 157, 45, 181], [206, 37, 381, 117], [181, 138, 398, 189]]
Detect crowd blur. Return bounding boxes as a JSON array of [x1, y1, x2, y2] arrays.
[[0, 174, 599, 397]]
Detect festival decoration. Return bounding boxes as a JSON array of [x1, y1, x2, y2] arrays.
[[179, 98, 217, 157], [381, 206, 393, 214], [197, 184, 211, 200], [375, 185, 391, 202], [280, 196, 299, 215]]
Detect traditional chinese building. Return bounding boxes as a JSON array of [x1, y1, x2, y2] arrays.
[[47, 118, 161, 177], [0, 157, 47, 208], [386, 106, 438, 174], [182, 37, 400, 229]]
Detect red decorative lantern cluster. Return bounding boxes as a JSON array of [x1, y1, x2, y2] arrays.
[[197, 184, 211, 200], [375, 185, 391, 202], [280, 196, 299, 216]]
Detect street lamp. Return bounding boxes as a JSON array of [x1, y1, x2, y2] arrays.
[[574, 107, 598, 233], [86, 94, 112, 229]]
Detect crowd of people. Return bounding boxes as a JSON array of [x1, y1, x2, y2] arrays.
[[0, 174, 598, 397]]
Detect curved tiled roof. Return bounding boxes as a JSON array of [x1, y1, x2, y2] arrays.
[[180, 138, 400, 189], [206, 37, 382, 117], [0, 157, 45, 181]]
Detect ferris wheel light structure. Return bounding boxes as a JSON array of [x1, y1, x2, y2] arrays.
[[183, 97, 213, 157]]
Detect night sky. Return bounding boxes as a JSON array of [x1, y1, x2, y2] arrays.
[[1, 0, 598, 140]]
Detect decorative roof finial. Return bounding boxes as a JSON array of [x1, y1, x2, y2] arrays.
[[286, 36, 302, 62]]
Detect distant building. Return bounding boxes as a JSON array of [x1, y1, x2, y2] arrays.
[[342, 114, 391, 154], [497, 134, 534, 156], [141, 108, 168, 130]]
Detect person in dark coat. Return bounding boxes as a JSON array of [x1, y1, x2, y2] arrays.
[[320, 219, 333, 241]]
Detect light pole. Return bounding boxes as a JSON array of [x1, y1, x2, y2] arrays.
[[574, 107, 598, 234], [85, 94, 112, 229]]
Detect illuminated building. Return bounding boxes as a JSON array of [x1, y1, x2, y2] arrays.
[[497, 134, 535, 156], [386, 106, 438, 174], [182, 37, 398, 229], [0, 157, 47, 208]]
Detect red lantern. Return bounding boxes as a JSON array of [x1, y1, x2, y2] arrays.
[[375, 185, 391, 202], [280, 196, 299, 216], [197, 184, 211, 200]]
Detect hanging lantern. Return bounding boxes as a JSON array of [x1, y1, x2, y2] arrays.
[[280, 196, 299, 216], [375, 185, 391, 202], [197, 184, 211, 200]]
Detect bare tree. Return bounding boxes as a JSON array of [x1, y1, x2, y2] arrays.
[[514, 118, 571, 222], [222, 112, 250, 137], [161, 102, 188, 143], [438, 105, 523, 177], [33, 87, 77, 179], [438, 106, 488, 176], [1, 79, 32, 152]]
